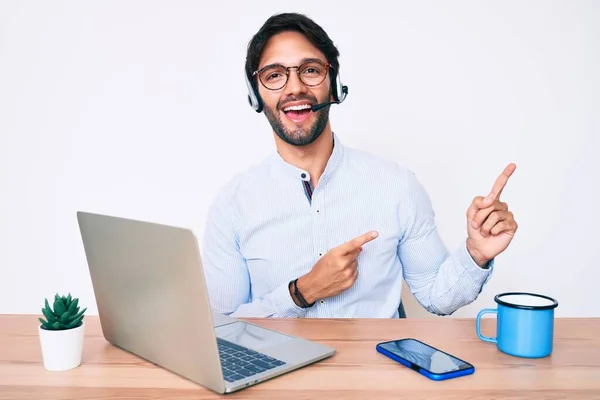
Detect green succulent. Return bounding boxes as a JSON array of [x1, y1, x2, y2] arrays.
[[39, 293, 87, 330]]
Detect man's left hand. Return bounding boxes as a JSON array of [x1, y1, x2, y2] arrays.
[[466, 163, 518, 267]]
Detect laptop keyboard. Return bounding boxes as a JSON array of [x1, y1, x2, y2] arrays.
[[217, 338, 286, 382]]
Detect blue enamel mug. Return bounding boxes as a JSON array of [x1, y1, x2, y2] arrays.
[[476, 292, 559, 358]]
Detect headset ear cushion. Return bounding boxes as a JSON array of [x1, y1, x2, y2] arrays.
[[334, 70, 346, 103], [245, 72, 263, 113], [253, 92, 263, 113], [330, 71, 343, 103]]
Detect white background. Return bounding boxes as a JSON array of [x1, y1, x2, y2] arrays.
[[1, 1, 598, 318]]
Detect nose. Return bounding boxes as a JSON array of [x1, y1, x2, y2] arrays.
[[284, 68, 307, 97]]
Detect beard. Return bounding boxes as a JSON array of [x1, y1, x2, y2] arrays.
[[263, 96, 330, 146]]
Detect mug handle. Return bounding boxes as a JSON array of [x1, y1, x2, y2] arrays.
[[476, 308, 498, 343]]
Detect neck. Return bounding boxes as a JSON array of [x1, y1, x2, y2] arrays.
[[274, 124, 333, 188]]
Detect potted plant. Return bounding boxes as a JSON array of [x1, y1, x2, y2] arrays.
[[38, 293, 87, 371]]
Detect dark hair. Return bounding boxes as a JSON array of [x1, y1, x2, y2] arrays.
[[245, 13, 340, 94]]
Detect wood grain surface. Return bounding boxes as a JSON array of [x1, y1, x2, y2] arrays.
[[1, 315, 599, 399]]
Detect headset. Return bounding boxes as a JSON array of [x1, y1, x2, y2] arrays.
[[245, 65, 348, 113]]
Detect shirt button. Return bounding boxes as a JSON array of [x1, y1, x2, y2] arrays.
[[301, 173, 306, 179], [320, 300, 324, 304]]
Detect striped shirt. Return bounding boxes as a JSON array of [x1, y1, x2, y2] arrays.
[[202, 133, 494, 318]]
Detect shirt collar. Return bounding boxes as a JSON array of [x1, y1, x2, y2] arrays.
[[269, 132, 345, 184]]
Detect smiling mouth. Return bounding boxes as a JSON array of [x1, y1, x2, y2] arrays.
[[281, 103, 312, 123]]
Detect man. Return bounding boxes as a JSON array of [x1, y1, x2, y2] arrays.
[[201, 13, 518, 318]]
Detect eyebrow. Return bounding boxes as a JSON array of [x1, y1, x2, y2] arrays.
[[256, 57, 325, 72]]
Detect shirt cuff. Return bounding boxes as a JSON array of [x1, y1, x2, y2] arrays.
[[270, 280, 309, 318], [457, 241, 495, 287]]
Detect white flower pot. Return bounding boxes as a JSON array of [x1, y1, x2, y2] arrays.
[[38, 321, 85, 371]]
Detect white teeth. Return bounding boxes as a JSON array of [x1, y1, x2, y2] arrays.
[[283, 104, 311, 112]]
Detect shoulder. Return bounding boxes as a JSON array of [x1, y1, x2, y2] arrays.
[[341, 146, 432, 216], [208, 157, 271, 211], [342, 146, 421, 189]]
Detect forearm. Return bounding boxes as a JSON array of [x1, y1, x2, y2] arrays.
[[216, 280, 309, 319], [226, 275, 316, 317], [202, 188, 310, 319], [405, 242, 493, 315]]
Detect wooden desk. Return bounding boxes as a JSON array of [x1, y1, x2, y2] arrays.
[[1, 315, 599, 399]]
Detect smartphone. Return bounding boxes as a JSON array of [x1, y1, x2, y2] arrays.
[[376, 338, 474, 381]]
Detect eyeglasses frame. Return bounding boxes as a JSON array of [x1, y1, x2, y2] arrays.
[[252, 59, 332, 91]]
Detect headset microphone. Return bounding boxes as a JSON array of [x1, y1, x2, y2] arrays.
[[311, 84, 348, 112], [311, 100, 340, 112]]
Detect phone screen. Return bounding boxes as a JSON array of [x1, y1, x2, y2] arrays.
[[378, 339, 472, 375]]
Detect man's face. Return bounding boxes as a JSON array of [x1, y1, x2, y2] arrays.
[[256, 31, 332, 146]]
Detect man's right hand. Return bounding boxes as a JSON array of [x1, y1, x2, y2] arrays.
[[294, 231, 379, 305]]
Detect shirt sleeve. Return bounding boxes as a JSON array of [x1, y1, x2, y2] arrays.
[[396, 168, 494, 316], [201, 185, 308, 318]]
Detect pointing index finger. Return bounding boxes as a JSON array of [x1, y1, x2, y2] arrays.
[[488, 163, 516, 201], [341, 231, 379, 254]]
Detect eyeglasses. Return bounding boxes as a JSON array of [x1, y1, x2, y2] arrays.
[[253, 59, 331, 91]]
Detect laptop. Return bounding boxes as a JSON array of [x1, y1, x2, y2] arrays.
[[76, 211, 335, 394]]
